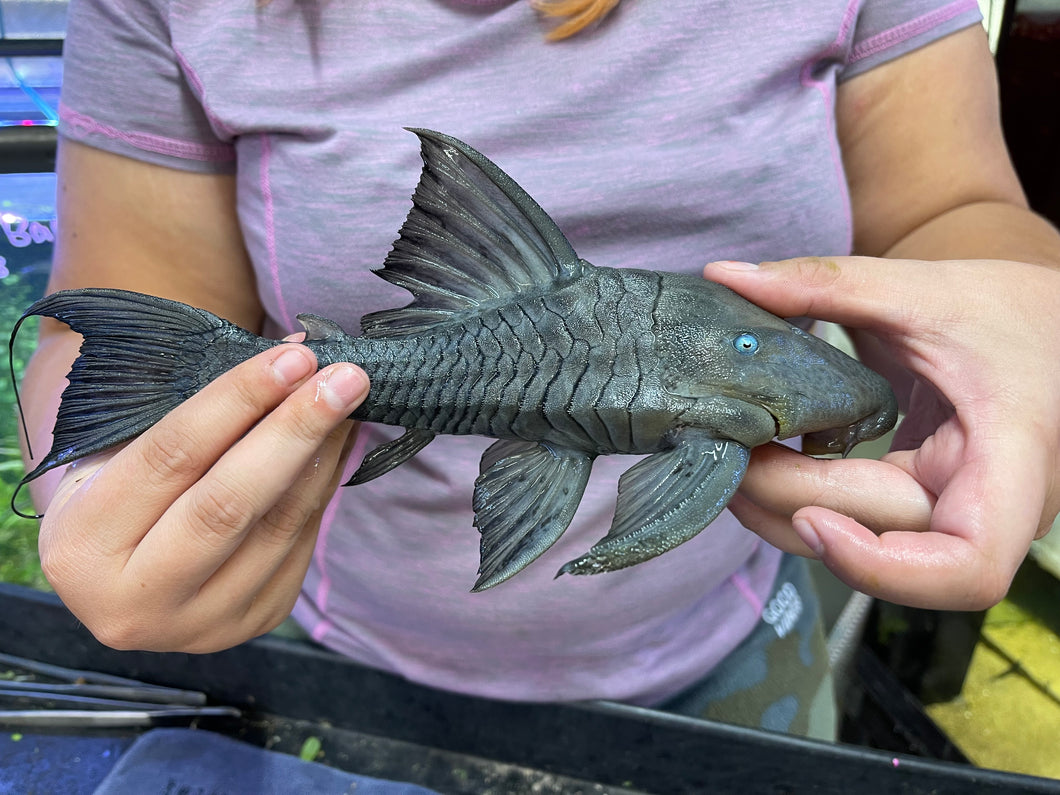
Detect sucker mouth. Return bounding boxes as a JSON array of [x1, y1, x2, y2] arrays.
[[802, 426, 853, 456], [802, 413, 891, 457]]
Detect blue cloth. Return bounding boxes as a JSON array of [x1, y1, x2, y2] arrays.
[[92, 728, 438, 795], [0, 732, 133, 795]]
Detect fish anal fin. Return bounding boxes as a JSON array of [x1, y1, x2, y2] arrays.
[[472, 439, 593, 591], [345, 428, 436, 486], [558, 433, 750, 577]]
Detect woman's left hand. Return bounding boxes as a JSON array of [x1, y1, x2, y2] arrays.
[[704, 255, 1060, 610]]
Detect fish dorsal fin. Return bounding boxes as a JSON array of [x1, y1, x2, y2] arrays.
[[361, 128, 584, 338]]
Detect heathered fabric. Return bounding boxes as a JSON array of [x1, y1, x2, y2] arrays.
[[58, 0, 980, 704]]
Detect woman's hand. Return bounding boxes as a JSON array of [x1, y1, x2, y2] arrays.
[[36, 343, 368, 653], [704, 256, 1060, 610]]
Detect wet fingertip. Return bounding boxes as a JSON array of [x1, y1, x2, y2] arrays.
[[317, 365, 369, 411]]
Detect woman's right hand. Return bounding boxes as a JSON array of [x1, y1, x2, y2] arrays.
[[36, 342, 367, 653], [19, 139, 368, 652]]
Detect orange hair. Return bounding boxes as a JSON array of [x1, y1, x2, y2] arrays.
[[254, 0, 621, 41], [533, 0, 621, 40]]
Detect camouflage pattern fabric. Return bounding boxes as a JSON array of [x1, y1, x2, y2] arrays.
[[655, 554, 837, 741]]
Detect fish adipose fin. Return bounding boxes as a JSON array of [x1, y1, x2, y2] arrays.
[[361, 128, 584, 339], [471, 439, 593, 591], [558, 433, 751, 578], [10, 289, 268, 517]]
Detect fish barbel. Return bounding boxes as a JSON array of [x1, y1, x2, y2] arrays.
[[11, 129, 897, 590]]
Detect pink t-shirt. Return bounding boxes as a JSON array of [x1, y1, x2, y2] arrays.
[[58, 0, 981, 704]]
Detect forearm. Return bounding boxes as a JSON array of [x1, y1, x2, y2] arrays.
[[882, 199, 1060, 269]]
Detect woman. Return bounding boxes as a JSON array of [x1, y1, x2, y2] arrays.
[[20, 0, 1060, 739]]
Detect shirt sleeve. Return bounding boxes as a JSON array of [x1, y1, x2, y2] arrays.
[[58, 0, 235, 172], [840, 0, 984, 82]]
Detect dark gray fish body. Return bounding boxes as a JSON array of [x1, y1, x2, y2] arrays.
[[328, 266, 672, 454], [12, 129, 898, 590]]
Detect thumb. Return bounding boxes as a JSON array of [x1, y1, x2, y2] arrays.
[[703, 256, 935, 331]]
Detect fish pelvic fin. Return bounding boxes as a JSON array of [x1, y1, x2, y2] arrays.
[[558, 433, 751, 578], [344, 428, 437, 486], [11, 288, 270, 516], [361, 128, 585, 338], [471, 439, 593, 591]]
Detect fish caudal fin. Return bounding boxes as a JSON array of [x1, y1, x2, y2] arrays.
[[11, 288, 270, 516]]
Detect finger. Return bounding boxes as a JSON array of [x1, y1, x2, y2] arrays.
[[791, 509, 992, 608], [703, 256, 942, 332], [798, 441, 1047, 610], [203, 420, 356, 610], [726, 493, 818, 557], [792, 508, 1019, 610], [129, 362, 368, 596], [736, 442, 936, 535], [60, 343, 321, 560], [175, 420, 359, 652]]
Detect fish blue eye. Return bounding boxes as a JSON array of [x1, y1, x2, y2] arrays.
[[733, 333, 759, 355]]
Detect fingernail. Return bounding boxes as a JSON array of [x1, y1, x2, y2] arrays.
[[318, 365, 367, 411], [709, 260, 759, 271], [793, 517, 824, 557], [271, 346, 315, 385]]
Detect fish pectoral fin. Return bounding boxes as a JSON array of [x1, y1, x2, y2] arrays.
[[344, 429, 437, 486], [558, 434, 750, 578], [471, 440, 593, 592]]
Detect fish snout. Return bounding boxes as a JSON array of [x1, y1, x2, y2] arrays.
[[765, 325, 899, 456]]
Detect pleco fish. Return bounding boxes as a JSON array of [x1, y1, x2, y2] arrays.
[[11, 129, 898, 591]]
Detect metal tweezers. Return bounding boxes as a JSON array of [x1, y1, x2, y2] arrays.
[[0, 651, 241, 728]]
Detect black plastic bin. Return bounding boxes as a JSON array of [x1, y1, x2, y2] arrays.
[[0, 583, 1057, 794]]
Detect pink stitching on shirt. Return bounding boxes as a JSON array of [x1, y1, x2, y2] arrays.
[[310, 617, 334, 643], [59, 103, 235, 162], [850, 0, 979, 65], [259, 135, 295, 328], [310, 429, 372, 634], [172, 50, 239, 140], [798, 0, 859, 254], [730, 571, 764, 617]]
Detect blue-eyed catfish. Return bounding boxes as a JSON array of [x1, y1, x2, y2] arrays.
[[11, 129, 897, 591]]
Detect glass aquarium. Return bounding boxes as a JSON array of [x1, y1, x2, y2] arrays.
[[0, 0, 68, 40], [0, 0, 65, 587], [0, 174, 54, 589], [0, 172, 51, 593]]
